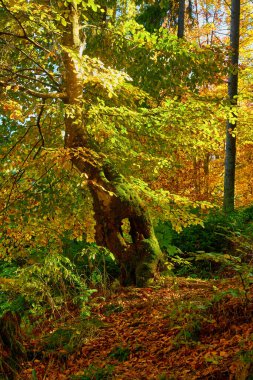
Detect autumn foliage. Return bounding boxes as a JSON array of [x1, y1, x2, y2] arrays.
[[0, 0, 253, 378]]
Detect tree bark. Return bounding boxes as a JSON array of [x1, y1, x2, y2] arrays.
[[89, 163, 164, 286], [223, 0, 240, 213], [203, 154, 210, 199], [62, 2, 164, 286], [177, 0, 185, 38]]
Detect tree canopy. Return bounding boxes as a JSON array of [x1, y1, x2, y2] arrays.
[[0, 0, 253, 281]]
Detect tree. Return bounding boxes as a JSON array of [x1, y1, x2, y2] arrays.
[[223, 0, 240, 212], [0, 0, 167, 286], [177, 0, 185, 38], [0, 0, 228, 285]]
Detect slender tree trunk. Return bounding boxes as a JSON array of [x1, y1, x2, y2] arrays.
[[194, 0, 201, 45], [203, 154, 210, 199], [177, 0, 185, 38], [62, 2, 164, 286], [193, 157, 201, 198], [223, 0, 240, 213]]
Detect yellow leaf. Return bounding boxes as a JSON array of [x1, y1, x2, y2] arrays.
[[219, 351, 228, 357], [61, 18, 67, 26]]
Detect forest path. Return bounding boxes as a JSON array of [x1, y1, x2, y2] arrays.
[[21, 277, 253, 380]]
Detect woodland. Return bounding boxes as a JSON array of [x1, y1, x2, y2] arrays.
[[0, 0, 253, 379]]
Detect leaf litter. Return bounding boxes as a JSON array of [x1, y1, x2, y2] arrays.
[[19, 277, 253, 380]]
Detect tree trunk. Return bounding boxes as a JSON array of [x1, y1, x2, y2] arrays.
[[177, 0, 185, 38], [193, 157, 200, 198], [0, 312, 24, 379], [203, 154, 210, 199], [223, 0, 240, 213], [89, 163, 164, 286], [62, 2, 164, 286]]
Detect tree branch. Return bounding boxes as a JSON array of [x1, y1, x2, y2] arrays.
[[14, 46, 60, 88], [0, 163, 57, 214], [3, 139, 41, 213], [0, 80, 67, 100], [1, 125, 34, 161], [0, 0, 51, 53], [1, 67, 60, 91]]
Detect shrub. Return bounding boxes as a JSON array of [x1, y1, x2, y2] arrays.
[[63, 240, 120, 287], [155, 206, 253, 279]]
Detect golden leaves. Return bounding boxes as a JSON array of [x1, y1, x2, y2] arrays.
[[3, 100, 24, 121]]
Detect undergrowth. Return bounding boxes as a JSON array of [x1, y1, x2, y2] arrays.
[[1, 206, 253, 379], [70, 364, 115, 380]]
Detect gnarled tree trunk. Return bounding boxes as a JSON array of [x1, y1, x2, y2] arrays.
[[89, 163, 163, 286], [62, 2, 164, 286]]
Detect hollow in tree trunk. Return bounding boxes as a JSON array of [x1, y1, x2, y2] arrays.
[[89, 162, 164, 286]]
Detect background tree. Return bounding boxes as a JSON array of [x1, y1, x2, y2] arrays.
[[177, 0, 186, 37], [224, 0, 240, 212]]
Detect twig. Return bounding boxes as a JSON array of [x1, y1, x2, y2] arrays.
[[4, 139, 41, 213], [33, 100, 46, 159], [13, 45, 60, 88], [0, 0, 51, 53], [0, 80, 67, 100], [0, 163, 57, 214], [1, 124, 34, 161]]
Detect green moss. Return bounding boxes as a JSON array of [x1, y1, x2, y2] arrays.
[[135, 236, 164, 286]]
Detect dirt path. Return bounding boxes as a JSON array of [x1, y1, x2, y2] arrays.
[[20, 278, 253, 380]]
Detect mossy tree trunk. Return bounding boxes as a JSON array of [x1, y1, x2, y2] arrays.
[[89, 163, 164, 286], [62, 2, 164, 286]]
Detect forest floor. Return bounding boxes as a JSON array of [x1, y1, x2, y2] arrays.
[[19, 277, 253, 380]]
